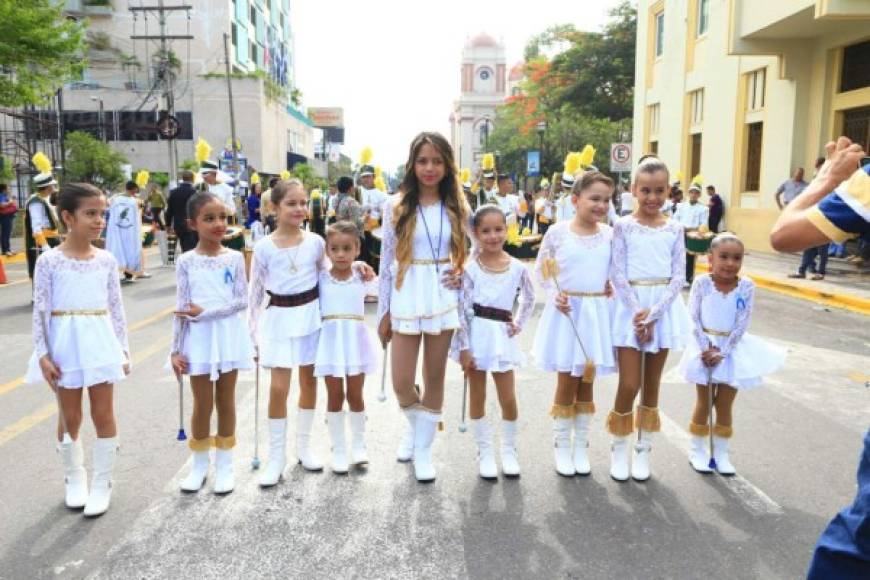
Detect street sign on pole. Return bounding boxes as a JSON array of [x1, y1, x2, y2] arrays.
[[610, 143, 632, 173], [527, 150, 541, 176]]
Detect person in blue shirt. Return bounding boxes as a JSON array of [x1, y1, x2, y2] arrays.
[[245, 182, 262, 229]]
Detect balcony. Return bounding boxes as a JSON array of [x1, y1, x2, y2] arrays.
[[65, 0, 114, 17]]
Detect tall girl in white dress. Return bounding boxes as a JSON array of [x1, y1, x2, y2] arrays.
[[453, 206, 534, 480], [27, 183, 129, 517], [533, 171, 617, 477], [314, 222, 379, 474], [377, 132, 469, 482], [679, 233, 785, 475], [607, 156, 691, 482], [170, 193, 253, 495]]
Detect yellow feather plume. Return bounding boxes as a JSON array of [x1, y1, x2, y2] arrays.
[[310, 189, 322, 199], [506, 222, 522, 247], [691, 173, 704, 186], [195, 138, 212, 164], [374, 175, 386, 192], [540, 177, 550, 188], [359, 147, 373, 166], [250, 172, 260, 185], [578, 144, 596, 168], [541, 256, 559, 280], [32, 151, 52, 174], [459, 168, 471, 183], [674, 170, 684, 184], [135, 170, 150, 189], [375, 166, 382, 179], [564, 152, 582, 176], [481, 153, 495, 171], [279, 169, 291, 181]]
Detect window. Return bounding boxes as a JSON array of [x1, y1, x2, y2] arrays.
[[747, 68, 766, 111], [840, 40, 870, 93], [744, 122, 763, 191], [655, 11, 665, 57], [697, 0, 709, 36], [649, 140, 658, 155], [842, 106, 870, 152], [690, 133, 702, 178], [648, 103, 661, 137], [690, 89, 704, 126]]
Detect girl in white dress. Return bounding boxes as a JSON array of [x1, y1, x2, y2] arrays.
[[453, 206, 534, 480], [249, 179, 375, 486], [533, 171, 616, 477], [314, 222, 379, 473], [27, 183, 129, 517], [377, 132, 469, 482], [679, 233, 785, 475], [607, 156, 691, 483], [170, 193, 254, 495]]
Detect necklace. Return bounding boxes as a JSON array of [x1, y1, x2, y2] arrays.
[[477, 256, 509, 274], [418, 201, 444, 273], [287, 231, 304, 273]]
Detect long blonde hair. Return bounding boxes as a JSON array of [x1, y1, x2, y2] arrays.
[[393, 132, 468, 290]]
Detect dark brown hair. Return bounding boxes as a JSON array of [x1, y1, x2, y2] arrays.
[[326, 221, 360, 242], [57, 183, 104, 229], [471, 205, 505, 229]]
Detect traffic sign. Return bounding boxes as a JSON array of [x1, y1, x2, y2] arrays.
[[610, 143, 632, 173]]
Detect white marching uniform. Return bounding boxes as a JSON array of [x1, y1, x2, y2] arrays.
[[493, 193, 520, 222], [105, 194, 141, 272], [377, 197, 460, 335], [249, 233, 327, 368], [208, 182, 236, 215], [26, 249, 129, 388], [314, 270, 379, 378], [360, 186, 387, 221], [678, 275, 785, 389], [171, 250, 253, 380], [450, 257, 535, 372], [611, 216, 691, 353], [556, 194, 576, 222], [533, 222, 617, 376]]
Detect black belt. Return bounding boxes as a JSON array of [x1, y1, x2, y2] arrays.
[[267, 286, 319, 308], [473, 303, 513, 323]]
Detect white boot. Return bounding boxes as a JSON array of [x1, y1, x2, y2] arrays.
[[396, 406, 417, 462], [213, 437, 235, 494], [83, 437, 118, 517], [472, 418, 498, 480], [609, 437, 631, 482], [348, 411, 369, 466], [296, 409, 323, 472], [690, 435, 713, 474], [553, 418, 575, 477], [713, 435, 736, 475], [413, 410, 439, 482], [327, 411, 349, 474], [500, 420, 520, 477], [631, 431, 653, 482], [180, 442, 211, 492], [573, 413, 593, 476], [259, 419, 286, 487], [58, 438, 88, 508]]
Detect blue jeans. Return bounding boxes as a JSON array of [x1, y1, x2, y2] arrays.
[[0, 213, 14, 254], [799, 245, 829, 276]]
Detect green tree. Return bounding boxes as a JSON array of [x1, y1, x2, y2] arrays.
[[64, 131, 128, 190], [0, 0, 87, 106], [290, 163, 327, 192]]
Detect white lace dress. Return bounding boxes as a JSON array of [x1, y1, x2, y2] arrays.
[[377, 197, 460, 335], [678, 275, 786, 389], [314, 270, 379, 378], [532, 222, 617, 376], [248, 233, 326, 368], [26, 249, 129, 389], [611, 215, 691, 353], [450, 257, 535, 372], [171, 249, 254, 380]]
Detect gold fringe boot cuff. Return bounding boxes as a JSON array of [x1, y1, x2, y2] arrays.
[[188, 436, 214, 452], [550, 404, 577, 419], [713, 424, 733, 438], [214, 435, 237, 449], [635, 406, 661, 432], [688, 422, 710, 436], [574, 401, 596, 415], [606, 410, 634, 436]]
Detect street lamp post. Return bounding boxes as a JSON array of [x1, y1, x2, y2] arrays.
[[536, 120, 547, 178], [91, 97, 106, 143]]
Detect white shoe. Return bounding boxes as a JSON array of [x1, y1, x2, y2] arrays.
[[58, 438, 88, 508], [690, 435, 713, 474], [327, 411, 349, 474], [610, 436, 630, 482], [259, 419, 287, 487], [83, 437, 118, 517], [348, 411, 369, 466], [500, 420, 520, 477], [397, 406, 416, 462], [553, 418, 575, 477], [213, 448, 235, 494], [472, 418, 498, 480], [573, 413, 592, 476], [180, 449, 211, 492], [296, 409, 323, 472], [631, 432, 653, 482], [413, 410, 439, 482], [713, 436, 736, 475]]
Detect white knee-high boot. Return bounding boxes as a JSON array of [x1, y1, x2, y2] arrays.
[[180, 437, 212, 492], [688, 422, 713, 474], [348, 411, 369, 466], [296, 409, 323, 471], [58, 438, 88, 508], [326, 411, 349, 474], [413, 409, 440, 482], [213, 436, 235, 494], [500, 419, 520, 477], [631, 406, 660, 482], [472, 417, 497, 480], [552, 404, 575, 477], [396, 405, 417, 462], [83, 437, 118, 517], [607, 410, 633, 482], [573, 402, 595, 475], [713, 425, 736, 475], [259, 419, 286, 487]]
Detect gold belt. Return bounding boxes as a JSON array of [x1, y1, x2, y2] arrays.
[[322, 314, 364, 322], [51, 309, 108, 317], [411, 258, 450, 265], [703, 327, 730, 337], [629, 278, 671, 287], [564, 290, 607, 297]]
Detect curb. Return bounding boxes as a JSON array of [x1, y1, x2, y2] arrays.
[[0, 253, 25, 265], [695, 263, 870, 317]]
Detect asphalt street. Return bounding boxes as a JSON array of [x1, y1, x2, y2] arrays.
[[0, 253, 867, 579]]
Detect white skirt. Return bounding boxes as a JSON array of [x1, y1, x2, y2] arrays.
[[450, 317, 525, 373], [184, 315, 254, 380], [678, 333, 787, 390], [389, 263, 459, 335], [314, 320, 379, 378], [260, 329, 320, 369], [612, 285, 690, 353], [26, 317, 127, 389], [534, 297, 616, 377]]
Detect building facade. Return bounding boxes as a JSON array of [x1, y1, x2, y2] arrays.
[[633, 0, 870, 251], [449, 34, 508, 173]]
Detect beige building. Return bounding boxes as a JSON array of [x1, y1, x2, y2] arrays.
[[633, 0, 870, 251]]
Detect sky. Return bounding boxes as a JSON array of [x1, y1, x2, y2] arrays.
[[293, 0, 623, 175]]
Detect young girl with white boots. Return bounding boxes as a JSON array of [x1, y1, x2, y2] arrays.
[[170, 192, 254, 495], [453, 205, 534, 480], [314, 222, 380, 473], [27, 183, 129, 517], [533, 171, 617, 477]]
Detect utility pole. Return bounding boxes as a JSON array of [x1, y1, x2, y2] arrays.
[[222, 32, 240, 198]]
